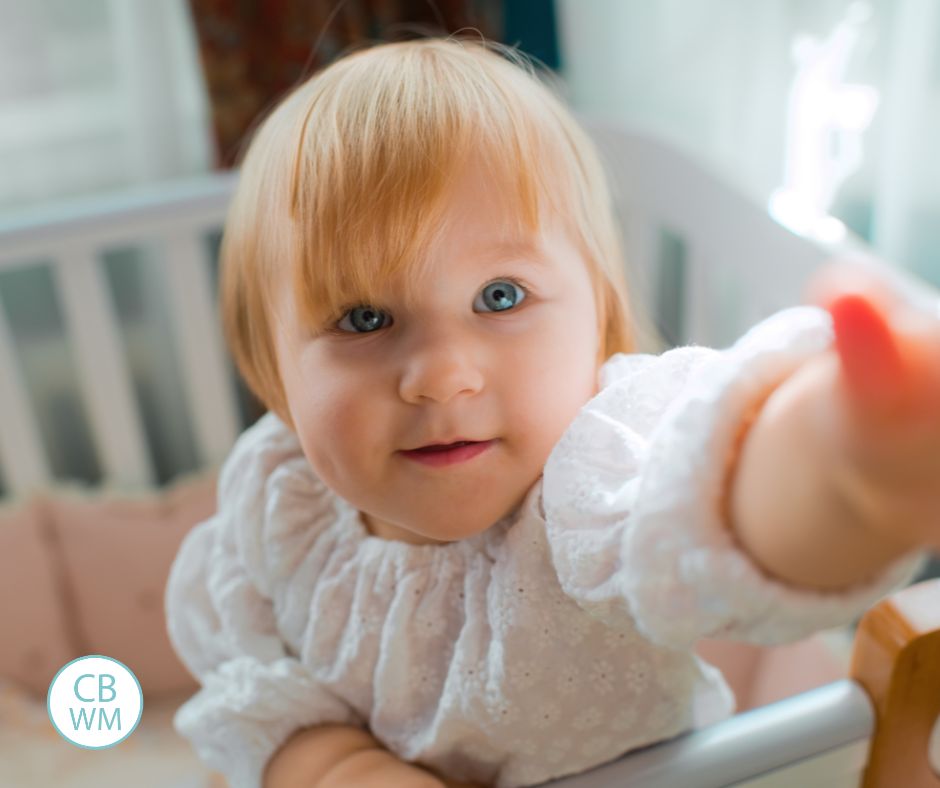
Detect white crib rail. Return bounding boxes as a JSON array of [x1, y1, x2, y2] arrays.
[[0, 173, 241, 495], [546, 680, 875, 788]]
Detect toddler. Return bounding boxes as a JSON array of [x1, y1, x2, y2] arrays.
[[165, 36, 939, 788]]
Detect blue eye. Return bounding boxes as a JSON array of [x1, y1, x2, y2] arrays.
[[474, 279, 527, 313], [336, 306, 390, 333]]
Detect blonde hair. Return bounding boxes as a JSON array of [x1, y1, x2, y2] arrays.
[[220, 35, 656, 427]]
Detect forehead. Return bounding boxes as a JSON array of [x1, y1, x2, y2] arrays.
[[407, 157, 565, 269]]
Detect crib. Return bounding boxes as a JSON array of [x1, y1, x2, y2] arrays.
[[0, 117, 937, 787]]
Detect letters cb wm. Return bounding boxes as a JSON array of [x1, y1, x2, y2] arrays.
[[47, 654, 144, 748]]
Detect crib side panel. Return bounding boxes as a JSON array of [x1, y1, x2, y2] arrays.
[[579, 118, 838, 351], [0, 174, 241, 497]]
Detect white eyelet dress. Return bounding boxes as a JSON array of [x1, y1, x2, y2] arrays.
[[165, 305, 927, 788]]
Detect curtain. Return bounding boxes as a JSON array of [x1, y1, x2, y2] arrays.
[[186, 0, 504, 168]]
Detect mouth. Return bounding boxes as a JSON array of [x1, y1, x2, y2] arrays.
[[399, 439, 497, 468], [415, 440, 474, 451]]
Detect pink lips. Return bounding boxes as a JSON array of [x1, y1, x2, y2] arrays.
[[399, 439, 496, 467]]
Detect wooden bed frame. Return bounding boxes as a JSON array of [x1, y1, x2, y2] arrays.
[[0, 118, 937, 787]]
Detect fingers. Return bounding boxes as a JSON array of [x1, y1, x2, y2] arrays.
[[827, 291, 907, 412], [806, 261, 940, 418]]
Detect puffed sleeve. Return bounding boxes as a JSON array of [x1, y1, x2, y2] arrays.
[[542, 305, 928, 651], [165, 414, 360, 788]]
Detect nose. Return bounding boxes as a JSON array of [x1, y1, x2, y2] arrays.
[[398, 326, 485, 404]]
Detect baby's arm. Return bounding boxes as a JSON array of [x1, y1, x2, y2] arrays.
[[264, 724, 483, 788], [544, 277, 931, 651], [727, 267, 939, 590]]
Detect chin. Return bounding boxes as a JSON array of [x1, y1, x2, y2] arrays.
[[410, 491, 525, 542]]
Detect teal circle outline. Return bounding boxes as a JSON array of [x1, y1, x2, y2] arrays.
[[46, 654, 144, 749]]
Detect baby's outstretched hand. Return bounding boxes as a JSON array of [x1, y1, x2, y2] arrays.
[[804, 261, 940, 553]]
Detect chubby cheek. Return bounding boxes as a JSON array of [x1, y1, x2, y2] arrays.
[[288, 373, 382, 496], [507, 332, 599, 464]]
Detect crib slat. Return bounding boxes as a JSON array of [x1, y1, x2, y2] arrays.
[[160, 231, 240, 466], [0, 302, 52, 494], [52, 246, 154, 488], [620, 208, 659, 312], [683, 245, 713, 346]]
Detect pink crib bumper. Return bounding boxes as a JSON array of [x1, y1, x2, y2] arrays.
[[0, 468, 219, 701]]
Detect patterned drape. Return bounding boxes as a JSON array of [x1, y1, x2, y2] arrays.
[[187, 0, 504, 168]]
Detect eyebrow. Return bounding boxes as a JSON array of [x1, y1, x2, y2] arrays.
[[392, 239, 551, 310], [476, 239, 550, 267]]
